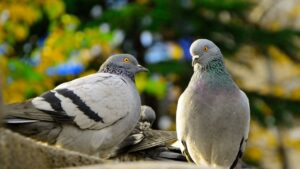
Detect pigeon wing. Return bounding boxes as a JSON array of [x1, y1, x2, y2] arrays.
[[31, 73, 136, 130]]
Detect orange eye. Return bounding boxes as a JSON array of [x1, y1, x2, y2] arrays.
[[123, 57, 129, 62], [203, 46, 208, 52]]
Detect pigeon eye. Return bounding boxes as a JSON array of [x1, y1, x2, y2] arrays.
[[203, 46, 209, 52], [123, 57, 129, 63]]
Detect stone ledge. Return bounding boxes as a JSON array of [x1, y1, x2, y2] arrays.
[[0, 129, 104, 169], [65, 161, 201, 169]]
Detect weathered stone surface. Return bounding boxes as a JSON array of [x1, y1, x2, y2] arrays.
[[65, 161, 201, 169], [0, 129, 104, 169]]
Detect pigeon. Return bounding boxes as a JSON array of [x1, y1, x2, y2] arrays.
[[139, 105, 156, 129], [176, 39, 250, 169], [115, 105, 157, 153], [111, 105, 185, 161], [115, 129, 185, 162], [4, 54, 148, 158]]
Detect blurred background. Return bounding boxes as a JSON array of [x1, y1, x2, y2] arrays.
[[0, 0, 300, 168]]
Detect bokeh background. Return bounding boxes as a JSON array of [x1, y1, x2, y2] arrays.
[[1, 0, 300, 168]]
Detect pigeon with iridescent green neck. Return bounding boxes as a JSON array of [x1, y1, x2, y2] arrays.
[[4, 54, 148, 158], [176, 39, 250, 169]]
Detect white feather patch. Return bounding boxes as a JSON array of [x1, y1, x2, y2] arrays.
[[6, 119, 38, 123], [54, 91, 94, 129], [32, 96, 55, 111]]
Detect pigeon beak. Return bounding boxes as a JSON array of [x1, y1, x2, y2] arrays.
[[192, 55, 200, 67], [137, 64, 149, 72]]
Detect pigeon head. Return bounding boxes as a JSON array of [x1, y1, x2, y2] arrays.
[[140, 105, 156, 126], [190, 39, 222, 68], [99, 54, 148, 81]]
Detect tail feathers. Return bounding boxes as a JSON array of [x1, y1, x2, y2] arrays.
[[147, 146, 187, 161], [3, 101, 63, 144], [112, 145, 187, 162], [3, 101, 73, 123], [5, 118, 38, 124], [113, 131, 145, 155], [5, 121, 62, 144], [111, 129, 184, 162], [127, 130, 177, 153]]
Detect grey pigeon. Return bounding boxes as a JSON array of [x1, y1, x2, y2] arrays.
[[115, 129, 185, 162], [112, 105, 185, 162], [116, 105, 156, 153], [176, 39, 250, 169], [139, 105, 156, 128], [4, 54, 148, 158]]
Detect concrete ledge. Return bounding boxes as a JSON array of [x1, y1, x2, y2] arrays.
[[0, 129, 104, 169], [65, 161, 201, 169]]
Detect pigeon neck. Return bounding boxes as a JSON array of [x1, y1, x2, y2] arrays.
[[198, 57, 228, 76], [100, 63, 135, 82], [192, 57, 234, 86], [192, 58, 235, 90]]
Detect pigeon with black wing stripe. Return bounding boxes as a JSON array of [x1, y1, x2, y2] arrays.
[[4, 54, 148, 158]]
